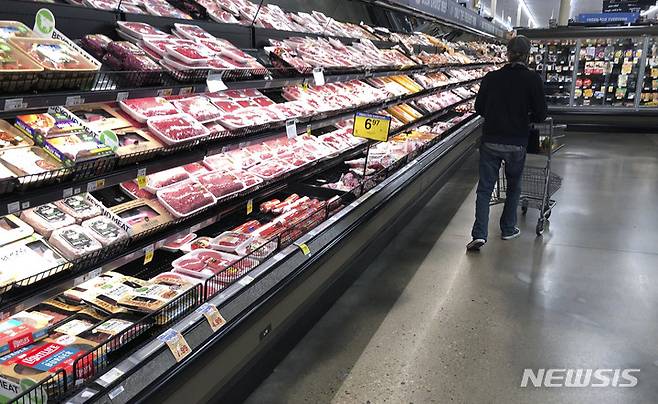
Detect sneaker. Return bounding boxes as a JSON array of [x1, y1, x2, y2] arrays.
[[501, 228, 521, 240], [466, 238, 486, 251]]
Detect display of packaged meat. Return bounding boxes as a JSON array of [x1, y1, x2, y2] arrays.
[[69, 104, 130, 132], [202, 154, 237, 171], [182, 162, 210, 177], [113, 127, 163, 157], [120, 181, 156, 200], [119, 97, 177, 123], [0, 120, 33, 150], [20, 204, 76, 238], [0, 311, 51, 356], [232, 220, 261, 234], [81, 216, 129, 247], [147, 113, 210, 145], [9, 37, 99, 72], [0, 146, 60, 177], [107, 41, 145, 59], [0, 214, 33, 247], [172, 96, 224, 123], [250, 160, 291, 180], [172, 23, 216, 41], [156, 179, 216, 217], [54, 194, 102, 223], [0, 21, 34, 39], [80, 34, 112, 59], [161, 233, 196, 252], [172, 248, 243, 279], [0, 235, 69, 289], [138, 167, 190, 193], [209, 231, 254, 255], [196, 170, 245, 200], [117, 284, 181, 313], [116, 21, 169, 39], [48, 224, 103, 260], [77, 317, 136, 345], [165, 42, 215, 65], [179, 235, 212, 252]]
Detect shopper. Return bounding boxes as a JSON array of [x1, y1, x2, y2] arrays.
[[466, 35, 547, 251]]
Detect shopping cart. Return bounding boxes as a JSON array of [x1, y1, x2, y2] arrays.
[[491, 117, 565, 236]]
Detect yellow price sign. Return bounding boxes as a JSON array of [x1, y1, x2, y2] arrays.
[[136, 175, 147, 189], [246, 199, 253, 215], [298, 243, 310, 255], [352, 112, 391, 142], [144, 245, 154, 264]]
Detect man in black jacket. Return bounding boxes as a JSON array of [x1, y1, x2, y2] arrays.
[[467, 35, 548, 251]]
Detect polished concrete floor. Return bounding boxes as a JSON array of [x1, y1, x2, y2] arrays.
[[245, 132, 658, 404]]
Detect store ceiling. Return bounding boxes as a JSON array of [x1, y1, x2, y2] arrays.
[[487, 0, 605, 28]]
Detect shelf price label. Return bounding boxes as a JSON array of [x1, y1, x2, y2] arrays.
[[195, 303, 226, 332], [352, 112, 391, 142], [297, 243, 311, 256], [136, 168, 147, 189], [207, 73, 228, 92], [157, 329, 191, 362], [246, 199, 253, 215], [144, 245, 154, 264], [286, 119, 297, 139]]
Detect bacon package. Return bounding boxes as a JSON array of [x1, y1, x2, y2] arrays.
[[48, 225, 103, 260], [156, 179, 216, 217], [147, 113, 210, 145], [119, 97, 177, 123], [196, 170, 245, 200]]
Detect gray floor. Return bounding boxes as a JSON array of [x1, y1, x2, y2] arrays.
[[245, 132, 658, 404]]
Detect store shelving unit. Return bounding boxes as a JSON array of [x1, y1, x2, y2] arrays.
[[0, 0, 499, 402]]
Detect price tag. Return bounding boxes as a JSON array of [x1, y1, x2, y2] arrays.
[[4, 98, 26, 111], [302, 82, 309, 92], [352, 112, 391, 142], [157, 88, 173, 97], [73, 268, 102, 287], [65, 95, 84, 107], [108, 385, 124, 400], [144, 245, 154, 264], [115, 92, 129, 102], [313, 67, 325, 86], [286, 119, 297, 139], [298, 243, 311, 255], [179, 86, 193, 95], [306, 124, 312, 136], [237, 275, 254, 286], [207, 73, 228, 92], [6, 202, 19, 214], [136, 176, 147, 189], [62, 188, 73, 198], [21, 201, 29, 210], [86, 179, 105, 192], [195, 303, 226, 332], [158, 329, 191, 362], [246, 199, 253, 215]]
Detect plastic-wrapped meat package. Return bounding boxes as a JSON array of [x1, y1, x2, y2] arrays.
[[319, 132, 351, 152], [54, 194, 102, 223], [210, 99, 242, 115], [120, 97, 177, 123], [80, 34, 112, 59], [172, 96, 223, 123], [81, 216, 129, 247], [139, 167, 190, 193], [21, 204, 76, 238], [196, 170, 245, 199], [238, 171, 264, 188], [107, 41, 144, 59], [232, 220, 261, 234], [120, 181, 155, 199], [142, 37, 187, 58], [157, 179, 216, 217], [147, 113, 210, 145], [203, 154, 236, 171], [117, 21, 168, 40], [49, 225, 103, 260], [172, 249, 242, 279], [124, 54, 160, 72], [144, 0, 192, 19], [165, 42, 215, 64], [173, 23, 215, 41], [250, 160, 290, 180], [204, 120, 227, 135], [183, 162, 210, 177], [225, 149, 258, 169], [208, 8, 240, 24]]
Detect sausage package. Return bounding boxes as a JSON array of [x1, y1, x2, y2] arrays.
[[48, 225, 103, 261], [20, 204, 75, 238]]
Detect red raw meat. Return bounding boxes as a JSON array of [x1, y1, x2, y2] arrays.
[[157, 179, 216, 217], [172, 96, 223, 123], [147, 113, 209, 144], [196, 171, 246, 199]]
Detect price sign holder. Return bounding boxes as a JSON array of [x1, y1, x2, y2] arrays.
[[196, 303, 226, 332], [157, 329, 191, 362]]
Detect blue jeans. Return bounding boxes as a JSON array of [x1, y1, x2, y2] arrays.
[[472, 142, 526, 240]]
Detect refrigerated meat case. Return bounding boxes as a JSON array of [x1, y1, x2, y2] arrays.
[[520, 26, 658, 128], [0, 2, 500, 403]]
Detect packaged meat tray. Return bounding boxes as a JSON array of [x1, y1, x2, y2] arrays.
[[9, 37, 99, 72], [51, 308, 106, 337], [209, 231, 254, 255], [250, 160, 291, 180], [69, 104, 131, 132], [82, 275, 148, 315], [172, 249, 242, 279], [172, 96, 223, 123], [138, 166, 190, 193], [21, 203, 76, 238], [119, 97, 177, 123], [172, 23, 215, 41], [80, 34, 112, 59], [77, 316, 136, 345], [0, 21, 34, 39], [48, 224, 103, 260], [81, 216, 129, 247], [0, 235, 69, 289], [0, 214, 33, 247], [120, 181, 155, 200], [106, 40, 144, 59], [114, 127, 163, 158], [0, 120, 33, 151], [147, 113, 210, 145], [117, 284, 181, 313], [156, 179, 216, 218], [165, 42, 214, 65], [116, 21, 168, 39], [196, 170, 245, 200], [0, 146, 63, 176], [202, 154, 236, 171], [0, 39, 43, 92], [54, 194, 102, 223], [151, 271, 201, 289], [182, 162, 210, 177], [110, 199, 173, 235], [161, 232, 196, 252], [0, 311, 51, 356], [180, 235, 212, 252]]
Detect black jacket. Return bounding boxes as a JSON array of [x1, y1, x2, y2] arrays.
[[475, 63, 548, 146]]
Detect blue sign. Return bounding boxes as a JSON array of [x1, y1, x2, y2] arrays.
[[576, 12, 639, 24]]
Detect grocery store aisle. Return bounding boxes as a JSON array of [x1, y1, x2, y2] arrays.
[[245, 132, 658, 404]]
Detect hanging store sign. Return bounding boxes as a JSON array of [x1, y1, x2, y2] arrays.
[[387, 0, 506, 37], [576, 12, 640, 24], [353, 112, 391, 142]]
